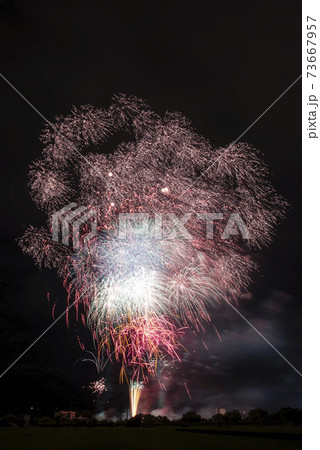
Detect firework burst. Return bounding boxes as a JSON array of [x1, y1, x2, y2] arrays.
[[19, 94, 287, 416], [89, 377, 108, 395]]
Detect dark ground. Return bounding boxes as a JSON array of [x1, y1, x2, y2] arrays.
[[0, 426, 302, 450]]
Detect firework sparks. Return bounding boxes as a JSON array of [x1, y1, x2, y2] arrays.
[[89, 377, 108, 395], [129, 381, 143, 417], [184, 382, 192, 400], [19, 94, 287, 416], [80, 350, 108, 373]]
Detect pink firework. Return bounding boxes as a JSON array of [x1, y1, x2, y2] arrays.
[[19, 94, 286, 396]]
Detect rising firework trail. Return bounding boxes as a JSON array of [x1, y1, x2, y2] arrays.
[[19, 95, 287, 416], [129, 381, 143, 417]]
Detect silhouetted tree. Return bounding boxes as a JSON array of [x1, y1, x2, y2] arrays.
[[158, 415, 170, 425], [224, 409, 242, 424], [278, 407, 302, 425], [182, 410, 201, 423], [127, 414, 143, 427], [141, 414, 157, 427], [247, 408, 269, 423]]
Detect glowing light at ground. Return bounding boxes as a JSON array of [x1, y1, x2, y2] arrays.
[[129, 381, 143, 417]]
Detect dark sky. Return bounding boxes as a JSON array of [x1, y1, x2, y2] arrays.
[[0, 0, 301, 417]]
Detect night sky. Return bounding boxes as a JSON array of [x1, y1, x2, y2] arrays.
[[0, 0, 301, 417]]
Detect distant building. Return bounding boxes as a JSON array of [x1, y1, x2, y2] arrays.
[[215, 407, 226, 415], [56, 411, 77, 420]]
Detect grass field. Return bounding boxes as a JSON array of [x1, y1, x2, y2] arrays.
[[0, 426, 302, 450]]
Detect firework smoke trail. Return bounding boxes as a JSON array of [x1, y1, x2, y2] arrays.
[[19, 95, 287, 414], [184, 382, 192, 400]]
